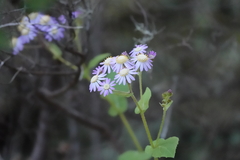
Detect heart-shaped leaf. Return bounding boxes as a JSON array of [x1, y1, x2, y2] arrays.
[[145, 137, 179, 158]]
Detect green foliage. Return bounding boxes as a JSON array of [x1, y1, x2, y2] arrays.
[[135, 87, 151, 114], [160, 89, 173, 111], [105, 94, 127, 117], [118, 150, 151, 160], [25, 0, 57, 12], [145, 137, 179, 158], [46, 43, 62, 59], [0, 30, 10, 50]]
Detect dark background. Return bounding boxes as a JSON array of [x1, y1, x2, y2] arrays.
[[0, 0, 240, 160]]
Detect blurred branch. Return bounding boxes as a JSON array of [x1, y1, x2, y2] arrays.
[[37, 89, 123, 153]]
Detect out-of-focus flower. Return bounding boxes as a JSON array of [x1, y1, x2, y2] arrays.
[[12, 37, 24, 55], [72, 11, 81, 19], [45, 26, 65, 41], [148, 51, 156, 59], [58, 15, 67, 24], [114, 68, 138, 85], [98, 78, 115, 96], [130, 44, 148, 57]]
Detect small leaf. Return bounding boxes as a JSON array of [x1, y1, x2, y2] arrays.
[[88, 53, 110, 70], [118, 150, 151, 160], [134, 87, 151, 114], [105, 94, 127, 117], [145, 137, 179, 158], [46, 42, 62, 59]]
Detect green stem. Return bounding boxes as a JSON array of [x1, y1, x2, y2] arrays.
[[104, 97, 142, 151], [138, 72, 143, 99], [118, 112, 143, 151], [128, 84, 154, 147], [156, 108, 167, 140]]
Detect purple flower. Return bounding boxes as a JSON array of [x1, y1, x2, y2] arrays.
[[89, 72, 106, 92], [58, 15, 66, 24], [98, 78, 116, 96], [72, 11, 81, 19], [111, 52, 133, 73], [92, 66, 103, 75], [148, 51, 156, 59], [12, 37, 24, 55], [20, 27, 37, 43], [130, 44, 148, 57], [132, 53, 153, 72], [45, 26, 65, 41], [100, 57, 113, 74], [114, 68, 138, 85], [36, 14, 56, 31]]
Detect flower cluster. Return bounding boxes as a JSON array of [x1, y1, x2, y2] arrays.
[[89, 44, 156, 96], [12, 11, 81, 55]]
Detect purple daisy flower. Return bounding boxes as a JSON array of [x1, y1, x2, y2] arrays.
[[130, 44, 148, 57], [12, 37, 24, 55], [92, 66, 103, 75], [100, 57, 113, 74], [111, 52, 133, 73], [132, 53, 153, 72], [89, 72, 106, 92], [45, 26, 65, 41], [148, 51, 156, 59], [98, 78, 116, 96], [114, 68, 138, 85]]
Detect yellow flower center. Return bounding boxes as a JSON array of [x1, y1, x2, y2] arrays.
[[104, 57, 112, 65], [40, 15, 51, 25], [119, 68, 129, 76], [116, 55, 128, 64], [11, 37, 17, 47], [51, 27, 58, 35], [28, 12, 38, 20], [90, 75, 98, 83], [137, 54, 148, 62], [21, 27, 30, 35], [103, 84, 110, 90]]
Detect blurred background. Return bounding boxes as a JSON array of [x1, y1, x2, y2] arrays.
[[0, 0, 240, 160]]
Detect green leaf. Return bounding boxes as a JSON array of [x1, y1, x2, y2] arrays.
[[88, 53, 110, 70], [46, 43, 62, 59], [135, 87, 151, 114], [105, 94, 127, 117], [145, 137, 179, 158], [118, 150, 151, 160]]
